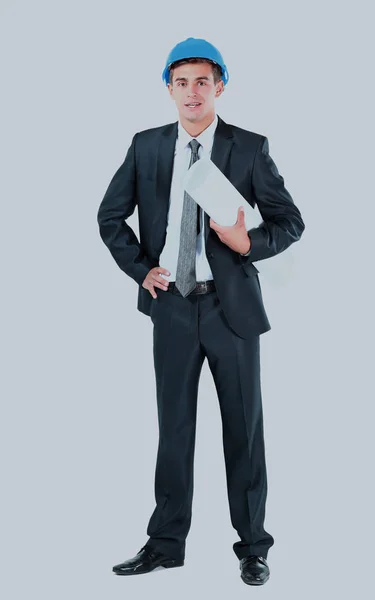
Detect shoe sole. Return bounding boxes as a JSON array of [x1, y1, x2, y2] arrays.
[[113, 560, 184, 575], [240, 573, 270, 586]]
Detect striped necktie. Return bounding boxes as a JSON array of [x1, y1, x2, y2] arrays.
[[175, 139, 201, 297]]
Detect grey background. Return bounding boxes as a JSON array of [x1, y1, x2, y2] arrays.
[[1, 0, 374, 597]]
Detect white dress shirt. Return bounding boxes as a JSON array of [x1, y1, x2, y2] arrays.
[[158, 113, 218, 282]]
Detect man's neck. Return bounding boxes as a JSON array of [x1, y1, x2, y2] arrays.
[[179, 113, 216, 138]]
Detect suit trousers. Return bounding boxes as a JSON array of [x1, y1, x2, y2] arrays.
[[144, 285, 274, 561]]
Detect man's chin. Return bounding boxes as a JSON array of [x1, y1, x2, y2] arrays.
[[181, 110, 203, 121]]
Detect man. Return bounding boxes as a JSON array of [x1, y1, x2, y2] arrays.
[[97, 37, 305, 586]]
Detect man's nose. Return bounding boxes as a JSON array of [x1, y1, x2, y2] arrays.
[[187, 86, 198, 96]]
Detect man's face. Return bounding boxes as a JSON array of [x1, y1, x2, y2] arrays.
[[167, 62, 224, 124]]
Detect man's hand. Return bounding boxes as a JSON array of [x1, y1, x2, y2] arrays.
[[142, 266, 170, 299], [210, 206, 251, 254]]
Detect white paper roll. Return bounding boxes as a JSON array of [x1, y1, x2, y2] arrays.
[[182, 157, 261, 229], [182, 157, 296, 288]]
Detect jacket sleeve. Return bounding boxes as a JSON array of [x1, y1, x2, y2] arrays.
[[239, 136, 305, 264], [97, 133, 155, 285]]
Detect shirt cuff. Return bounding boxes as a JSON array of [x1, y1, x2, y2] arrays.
[[239, 233, 252, 256]]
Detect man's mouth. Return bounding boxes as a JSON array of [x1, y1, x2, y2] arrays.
[[185, 102, 201, 108]]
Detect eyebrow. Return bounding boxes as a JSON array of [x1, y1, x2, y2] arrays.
[[173, 76, 210, 82]]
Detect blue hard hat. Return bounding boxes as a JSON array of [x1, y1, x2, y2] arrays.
[[162, 37, 229, 86]]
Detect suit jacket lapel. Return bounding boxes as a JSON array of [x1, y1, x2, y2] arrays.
[[206, 115, 234, 245], [154, 121, 178, 238]]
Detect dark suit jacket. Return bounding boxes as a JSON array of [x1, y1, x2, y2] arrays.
[[97, 114, 305, 338]]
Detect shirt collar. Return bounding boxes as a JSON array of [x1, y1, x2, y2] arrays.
[[177, 113, 218, 152]]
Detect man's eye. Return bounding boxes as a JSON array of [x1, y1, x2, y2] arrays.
[[176, 81, 206, 86]]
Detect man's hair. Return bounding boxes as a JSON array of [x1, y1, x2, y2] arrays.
[[168, 57, 223, 85]]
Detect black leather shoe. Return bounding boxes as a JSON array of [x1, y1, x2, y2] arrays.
[[112, 545, 184, 576], [240, 555, 270, 585]]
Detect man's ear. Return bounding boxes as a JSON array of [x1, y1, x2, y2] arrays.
[[215, 81, 225, 97]]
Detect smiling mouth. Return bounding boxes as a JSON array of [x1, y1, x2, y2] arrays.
[[185, 102, 201, 107]]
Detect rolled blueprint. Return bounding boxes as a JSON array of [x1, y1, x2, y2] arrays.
[[182, 157, 296, 288]]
